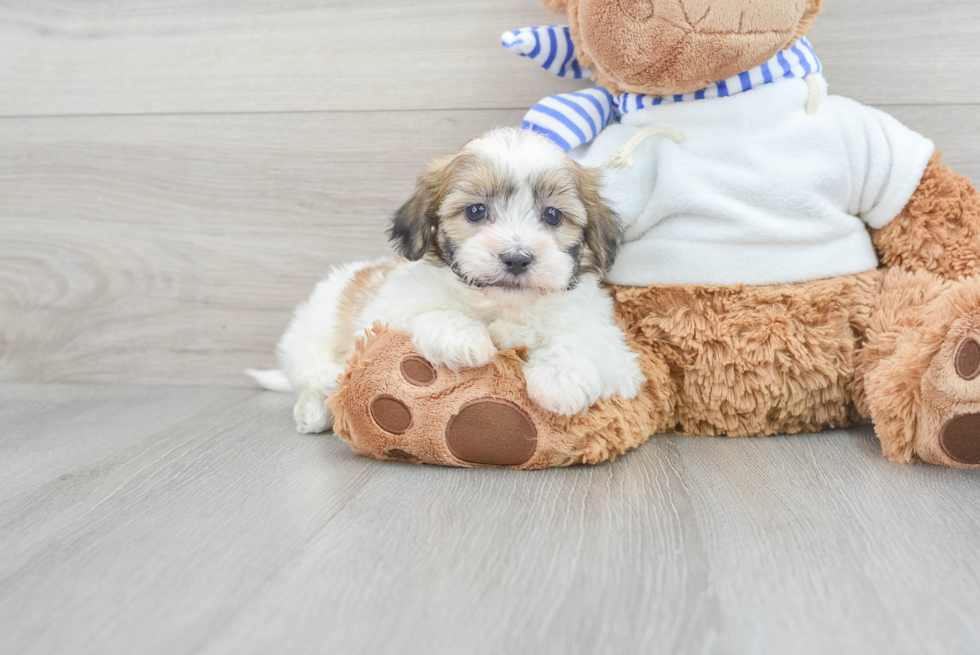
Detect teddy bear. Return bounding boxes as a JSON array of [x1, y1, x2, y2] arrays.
[[327, 0, 980, 470]]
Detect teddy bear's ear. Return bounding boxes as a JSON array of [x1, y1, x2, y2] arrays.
[[793, 0, 825, 42], [540, 0, 568, 13]]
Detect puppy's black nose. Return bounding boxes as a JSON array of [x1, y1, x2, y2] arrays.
[[501, 252, 533, 276]]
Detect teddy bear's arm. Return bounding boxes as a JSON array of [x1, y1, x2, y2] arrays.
[[870, 153, 980, 281], [828, 97, 936, 231], [502, 26, 620, 153]]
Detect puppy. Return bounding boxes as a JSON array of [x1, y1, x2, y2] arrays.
[[250, 127, 645, 434]]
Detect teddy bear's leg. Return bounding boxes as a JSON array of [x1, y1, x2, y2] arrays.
[[856, 267, 980, 467], [871, 153, 980, 280], [611, 274, 880, 438], [328, 326, 674, 469]]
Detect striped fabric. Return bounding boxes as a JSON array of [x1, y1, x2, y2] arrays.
[[521, 88, 617, 153], [501, 26, 592, 79], [504, 26, 823, 152], [614, 37, 822, 112]]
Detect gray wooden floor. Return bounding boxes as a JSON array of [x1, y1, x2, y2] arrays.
[[2, 383, 980, 655], [3, 1, 980, 653]]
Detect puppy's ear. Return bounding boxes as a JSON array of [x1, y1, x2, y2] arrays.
[[573, 163, 622, 273], [388, 156, 453, 261]]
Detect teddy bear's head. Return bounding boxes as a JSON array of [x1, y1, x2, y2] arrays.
[[543, 0, 824, 95]]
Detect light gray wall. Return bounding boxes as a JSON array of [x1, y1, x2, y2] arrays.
[[2, 0, 978, 386]]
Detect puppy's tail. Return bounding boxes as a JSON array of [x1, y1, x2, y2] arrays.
[[245, 369, 294, 393]]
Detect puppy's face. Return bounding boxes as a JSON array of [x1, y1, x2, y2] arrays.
[[389, 128, 621, 294]]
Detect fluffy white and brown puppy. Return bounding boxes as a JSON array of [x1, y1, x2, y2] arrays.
[[250, 127, 644, 433]]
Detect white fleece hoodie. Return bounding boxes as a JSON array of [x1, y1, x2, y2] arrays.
[[568, 75, 935, 286]]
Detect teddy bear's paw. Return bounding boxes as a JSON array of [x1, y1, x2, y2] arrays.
[[331, 328, 661, 469], [359, 350, 540, 468], [370, 390, 539, 467], [935, 337, 980, 465], [916, 328, 980, 468]]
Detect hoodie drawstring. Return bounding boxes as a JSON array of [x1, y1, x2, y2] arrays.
[[606, 127, 686, 170]]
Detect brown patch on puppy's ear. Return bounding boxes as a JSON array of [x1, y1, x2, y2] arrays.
[[792, 0, 825, 42], [388, 156, 454, 261], [572, 162, 622, 274]]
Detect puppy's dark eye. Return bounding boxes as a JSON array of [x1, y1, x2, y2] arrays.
[[466, 204, 488, 222], [542, 207, 563, 226]]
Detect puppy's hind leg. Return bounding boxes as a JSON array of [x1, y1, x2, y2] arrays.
[[247, 365, 338, 433], [292, 365, 345, 434], [277, 260, 383, 434]]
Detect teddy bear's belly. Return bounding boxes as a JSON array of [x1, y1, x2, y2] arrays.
[[611, 269, 884, 437]]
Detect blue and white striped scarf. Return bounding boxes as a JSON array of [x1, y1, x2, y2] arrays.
[[502, 26, 823, 152]]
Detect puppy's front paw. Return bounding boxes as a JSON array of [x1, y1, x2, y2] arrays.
[[412, 312, 497, 371], [294, 389, 334, 434], [524, 348, 602, 416], [617, 355, 646, 400]]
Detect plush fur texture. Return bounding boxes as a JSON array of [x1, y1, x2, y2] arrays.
[[325, 1, 980, 470], [331, 272, 881, 468], [611, 272, 881, 438], [872, 153, 980, 280], [330, 150, 980, 470], [544, 0, 824, 95], [855, 268, 980, 468], [330, 325, 668, 469]]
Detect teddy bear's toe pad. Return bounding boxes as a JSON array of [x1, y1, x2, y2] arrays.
[[445, 398, 537, 466], [936, 337, 980, 464], [401, 356, 436, 386], [940, 414, 980, 465], [955, 339, 980, 381], [370, 395, 413, 434]]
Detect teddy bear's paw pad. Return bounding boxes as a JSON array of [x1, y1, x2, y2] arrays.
[[955, 339, 980, 381], [445, 398, 537, 466], [370, 395, 413, 435], [383, 448, 422, 463], [940, 414, 980, 465], [400, 356, 436, 386]]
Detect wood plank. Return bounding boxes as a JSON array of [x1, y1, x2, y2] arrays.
[[0, 383, 240, 498], [1, 0, 978, 117], [3, 105, 979, 386], [0, 109, 523, 385], [808, 0, 980, 106], [0, 384, 383, 655], [1, 384, 980, 654], [0, 0, 580, 117]]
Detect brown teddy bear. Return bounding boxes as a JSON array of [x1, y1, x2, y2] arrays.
[[329, 0, 980, 470]]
